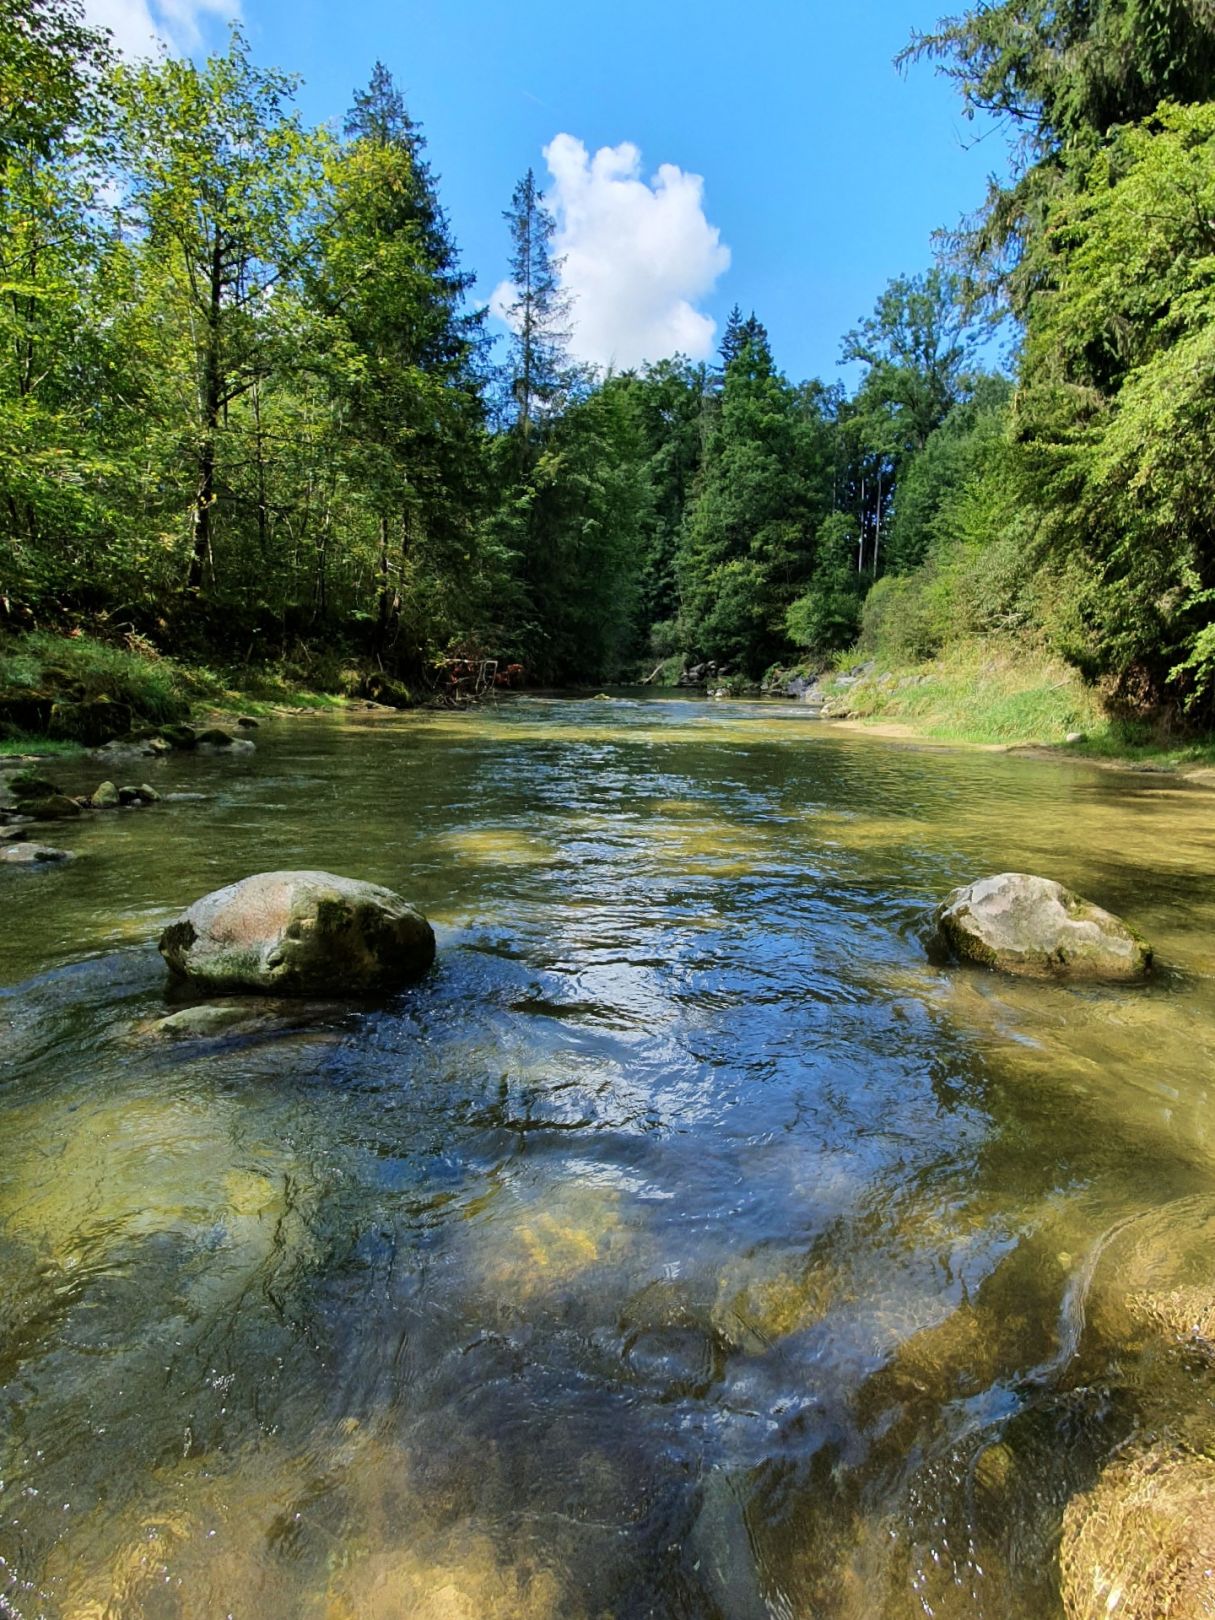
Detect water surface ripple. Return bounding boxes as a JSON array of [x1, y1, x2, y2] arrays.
[[1, 693, 1213, 1618]]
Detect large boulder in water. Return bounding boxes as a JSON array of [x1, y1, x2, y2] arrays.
[[1060, 1446, 1215, 1620], [159, 871, 435, 995], [930, 872, 1151, 981]]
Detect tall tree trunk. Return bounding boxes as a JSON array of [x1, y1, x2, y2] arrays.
[[374, 512, 391, 656], [188, 227, 224, 594]]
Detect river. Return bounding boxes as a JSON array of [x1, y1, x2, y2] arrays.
[[2, 692, 1214, 1619]]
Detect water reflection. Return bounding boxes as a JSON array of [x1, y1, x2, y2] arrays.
[[1, 693, 1214, 1617]]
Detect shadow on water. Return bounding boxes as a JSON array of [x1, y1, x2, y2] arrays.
[[2, 693, 1215, 1616]]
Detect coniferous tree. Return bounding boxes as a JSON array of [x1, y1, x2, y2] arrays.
[[677, 325, 832, 671], [498, 168, 572, 444], [308, 63, 489, 661]]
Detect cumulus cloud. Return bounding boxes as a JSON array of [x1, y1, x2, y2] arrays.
[[83, 0, 238, 57], [493, 134, 730, 372]]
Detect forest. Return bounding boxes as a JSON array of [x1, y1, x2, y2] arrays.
[[4, 0, 1215, 725]]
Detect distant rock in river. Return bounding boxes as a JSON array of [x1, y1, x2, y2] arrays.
[[929, 871, 1152, 981], [159, 870, 435, 995]]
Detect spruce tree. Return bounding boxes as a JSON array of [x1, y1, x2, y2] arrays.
[[498, 168, 572, 444], [309, 62, 488, 659]]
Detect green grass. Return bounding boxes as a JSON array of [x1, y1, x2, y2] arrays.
[[822, 639, 1107, 746], [0, 630, 368, 747], [0, 630, 228, 724], [0, 736, 86, 758], [817, 638, 1215, 771]]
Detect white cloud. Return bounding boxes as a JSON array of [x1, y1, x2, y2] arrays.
[[492, 133, 730, 372], [83, 0, 238, 57]]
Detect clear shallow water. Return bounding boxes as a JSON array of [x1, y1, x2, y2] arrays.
[[1, 693, 1214, 1618]]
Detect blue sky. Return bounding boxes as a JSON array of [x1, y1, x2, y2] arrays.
[[89, 0, 1006, 382]]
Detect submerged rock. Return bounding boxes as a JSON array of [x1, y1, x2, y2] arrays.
[[154, 1003, 279, 1040], [930, 872, 1152, 981], [94, 737, 158, 763], [1084, 1196, 1215, 1360], [159, 870, 435, 995], [195, 727, 254, 754], [0, 842, 72, 865], [1060, 1446, 1215, 1620]]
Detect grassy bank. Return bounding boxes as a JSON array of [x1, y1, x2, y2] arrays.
[[0, 632, 358, 755], [815, 638, 1215, 770]]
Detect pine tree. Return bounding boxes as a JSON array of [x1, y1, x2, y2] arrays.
[[309, 62, 488, 659], [498, 168, 572, 445], [677, 323, 832, 670]]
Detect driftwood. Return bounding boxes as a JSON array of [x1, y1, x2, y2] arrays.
[[641, 662, 666, 686]]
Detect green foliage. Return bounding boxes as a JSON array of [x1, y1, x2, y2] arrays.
[[843, 269, 985, 461], [677, 330, 833, 671], [785, 513, 865, 655], [885, 375, 1012, 570], [824, 636, 1105, 744], [494, 377, 646, 682], [0, 631, 223, 723], [1013, 102, 1215, 714]]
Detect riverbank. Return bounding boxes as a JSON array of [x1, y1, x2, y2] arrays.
[[807, 638, 1215, 777], [0, 631, 392, 757]]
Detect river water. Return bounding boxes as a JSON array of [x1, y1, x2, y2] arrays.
[[2, 693, 1214, 1619]]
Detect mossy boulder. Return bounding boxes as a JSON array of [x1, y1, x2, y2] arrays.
[[24, 794, 83, 821], [159, 870, 435, 995], [91, 780, 120, 809], [1060, 1447, 1215, 1620], [929, 872, 1152, 981], [48, 696, 132, 745], [0, 695, 52, 735], [9, 771, 61, 800], [158, 724, 197, 750]]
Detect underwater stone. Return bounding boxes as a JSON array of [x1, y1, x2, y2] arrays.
[[1060, 1446, 1215, 1620], [930, 872, 1152, 981], [159, 870, 435, 995], [0, 842, 72, 865]]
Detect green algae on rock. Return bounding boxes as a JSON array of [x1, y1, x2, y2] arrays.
[[159, 869, 435, 995], [930, 872, 1152, 981]]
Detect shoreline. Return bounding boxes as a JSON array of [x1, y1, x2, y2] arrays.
[[821, 713, 1215, 788]]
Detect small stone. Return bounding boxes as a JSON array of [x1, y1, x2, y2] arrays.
[[91, 780, 120, 809], [236, 716, 259, 728], [1065, 731, 1087, 745]]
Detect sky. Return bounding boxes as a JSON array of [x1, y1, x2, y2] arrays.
[[81, 0, 1006, 383]]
